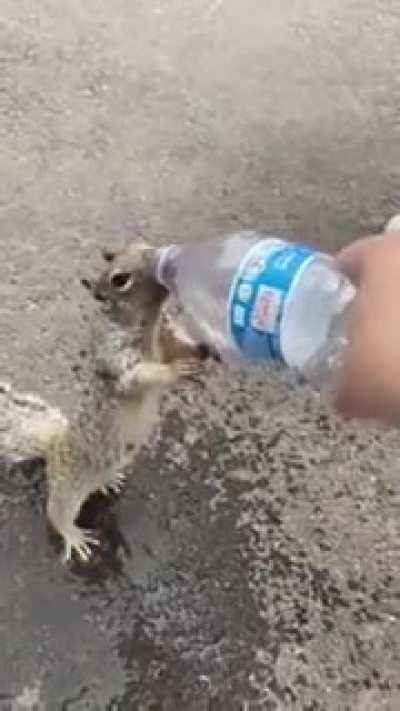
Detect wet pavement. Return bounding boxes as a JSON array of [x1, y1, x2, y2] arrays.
[[2, 1, 400, 709]]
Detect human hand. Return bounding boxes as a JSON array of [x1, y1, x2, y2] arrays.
[[333, 216, 400, 425]]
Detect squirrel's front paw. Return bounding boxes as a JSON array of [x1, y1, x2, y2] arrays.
[[172, 358, 203, 380], [197, 343, 221, 362]]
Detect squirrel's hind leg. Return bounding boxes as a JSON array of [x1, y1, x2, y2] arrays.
[[46, 487, 99, 563]]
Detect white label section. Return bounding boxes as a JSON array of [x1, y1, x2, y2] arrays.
[[251, 286, 283, 334]]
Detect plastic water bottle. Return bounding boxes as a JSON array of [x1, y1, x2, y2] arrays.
[[155, 231, 354, 387]]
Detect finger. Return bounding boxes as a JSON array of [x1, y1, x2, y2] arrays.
[[335, 231, 400, 285], [335, 236, 378, 285]]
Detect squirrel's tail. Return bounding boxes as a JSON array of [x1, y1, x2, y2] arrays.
[[0, 382, 68, 462], [23, 413, 69, 459]]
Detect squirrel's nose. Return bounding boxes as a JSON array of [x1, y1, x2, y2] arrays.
[[81, 278, 92, 291], [94, 290, 107, 302]]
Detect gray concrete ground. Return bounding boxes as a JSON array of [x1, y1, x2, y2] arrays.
[[1, 0, 400, 708]]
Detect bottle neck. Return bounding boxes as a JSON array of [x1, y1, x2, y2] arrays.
[[155, 244, 181, 290]]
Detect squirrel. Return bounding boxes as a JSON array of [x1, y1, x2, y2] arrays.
[[1, 239, 210, 562]]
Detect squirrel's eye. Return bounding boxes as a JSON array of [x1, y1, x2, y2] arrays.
[[110, 271, 134, 292], [102, 249, 115, 262]]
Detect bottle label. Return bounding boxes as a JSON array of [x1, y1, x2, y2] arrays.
[[228, 240, 316, 362]]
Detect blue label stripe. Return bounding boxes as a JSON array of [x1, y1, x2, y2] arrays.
[[228, 240, 316, 362], [226, 239, 280, 347]]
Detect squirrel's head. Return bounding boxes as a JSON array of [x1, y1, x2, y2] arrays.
[[82, 240, 168, 320]]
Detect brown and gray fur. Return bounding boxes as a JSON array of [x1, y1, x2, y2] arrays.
[[1, 239, 207, 562]]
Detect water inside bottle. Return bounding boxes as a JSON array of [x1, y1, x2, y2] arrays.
[[281, 258, 355, 374]]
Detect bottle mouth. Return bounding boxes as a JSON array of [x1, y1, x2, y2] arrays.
[[155, 244, 179, 289], [154, 246, 170, 286], [385, 214, 400, 233]]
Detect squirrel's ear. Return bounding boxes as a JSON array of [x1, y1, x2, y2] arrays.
[[102, 249, 115, 262], [81, 278, 92, 291]]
